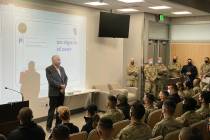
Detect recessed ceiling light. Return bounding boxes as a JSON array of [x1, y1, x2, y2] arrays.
[[85, 2, 108, 6], [149, 6, 171, 10], [172, 11, 192, 15], [117, 8, 139, 12], [117, 0, 144, 3]]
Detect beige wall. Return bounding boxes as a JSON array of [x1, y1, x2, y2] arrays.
[[123, 13, 145, 99], [2, 0, 124, 118]]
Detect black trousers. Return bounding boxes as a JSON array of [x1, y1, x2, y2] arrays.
[[46, 95, 64, 128]]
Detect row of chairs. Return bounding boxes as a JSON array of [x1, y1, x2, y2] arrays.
[[151, 120, 209, 140], [70, 119, 209, 140], [70, 120, 130, 140]]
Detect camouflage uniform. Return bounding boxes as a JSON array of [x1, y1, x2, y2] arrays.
[[176, 111, 202, 125], [155, 63, 168, 94], [200, 63, 210, 89], [116, 121, 152, 140], [168, 62, 181, 78], [182, 89, 195, 98], [102, 108, 124, 123], [127, 64, 139, 87], [152, 116, 183, 138], [144, 64, 158, 95], [196, 104, 210, 119], [193, 86, 201, 95], [144, 105, 156, 123]]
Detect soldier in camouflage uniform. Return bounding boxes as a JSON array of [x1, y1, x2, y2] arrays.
[[196, 91, 210, 119], [155, 57, 168, 94], [152, 100, 182, 138], [102, 95, 124, 123], [97, 117, 114, 140], [116, 101, 152, 140], [144, 58, 158, 95], [193, 78, 201, 95], [176, 97, 202, 125], [127, 58, 139, 87], [200, 57, 210, 89], [168, 56, 182, 78]]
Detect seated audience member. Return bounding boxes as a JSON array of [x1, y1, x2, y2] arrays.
[[57, 106, 79, 134], [116, 94, 130, 120], [97, 117, 114, 140], [183, 81, 195, 97], [176, 82, 185, 99], [193, 78, 201, 94], [49, 125, 70, 140], [179, 127, 203, 140], [102, 95, 124, 123], [176, 97, 202, 126], [116, 101, 152, 140], [0, 134, 6, 140], [152, 100, 182, 138], [196, 91, 210, 119], [156, 90, 169, 109], [167, 84, 181, 104], [81, 104, 100, 133], [143, 93, 156, 122], [7, 107, 45, 140]]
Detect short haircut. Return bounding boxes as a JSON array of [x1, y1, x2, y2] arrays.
[[18, 107, 33, 125], [130, 101, 145, 120], [57, 106, 70, 121], [161, 90, 169, 97], [145, 93, 155, 103], [98, 117, 113, 130], [86, 104, 98, 116], [108, 95, 117, 106], [117, 94, 128, 105], [0, 134, 6, 140], [163, 100, 176, 114], [200, 91, 210, 104], [52, 125, 70, 140], [183, 97, 197, 111]]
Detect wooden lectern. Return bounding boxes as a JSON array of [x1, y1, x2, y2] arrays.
[[0, 101, 29, 135]]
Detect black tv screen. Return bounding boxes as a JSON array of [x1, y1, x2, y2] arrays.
[[99, 12, 130, 38]]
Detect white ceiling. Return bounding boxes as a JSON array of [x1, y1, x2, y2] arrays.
[[56, 0, 210, 17]]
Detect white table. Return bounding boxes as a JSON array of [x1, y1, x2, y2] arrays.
[[64, 89, 99, 110]]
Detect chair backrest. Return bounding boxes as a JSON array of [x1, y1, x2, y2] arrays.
[[191, 120, 210, 140], [149, 136, 163, 140], [174, 102, 183, 117], [108, 83, 122, 91], [87, 129, 100, 140], [164, 129, 180, 140], [113, 120, 130, 138], [70, 131, 88, 140], [147, 109, 162, 128]]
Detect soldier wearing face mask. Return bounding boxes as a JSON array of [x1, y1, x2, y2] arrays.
[[200, 57, 210, 89], [181, 58, 198, 84], [144, 58, 158, 95], [168, 56, 182, 78], [155, 57, 168, 95]]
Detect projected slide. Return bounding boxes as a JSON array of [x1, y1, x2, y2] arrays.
[[0, 5, 86, 103]]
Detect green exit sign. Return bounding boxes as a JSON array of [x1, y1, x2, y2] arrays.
[[159, 14, 165, 22]]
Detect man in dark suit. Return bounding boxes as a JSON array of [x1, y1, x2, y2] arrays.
[[181, 58, 198, 84], [46, 55, 68, 132]]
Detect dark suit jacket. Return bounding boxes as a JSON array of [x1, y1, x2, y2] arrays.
[[46, 65, 68, 97]]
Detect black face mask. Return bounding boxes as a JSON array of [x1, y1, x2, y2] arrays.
[[173, 59, 177, 63], [205, 60, 209, 63], [188, 62, 192, 65]]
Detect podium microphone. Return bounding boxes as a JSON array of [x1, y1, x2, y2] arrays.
[[5, 86, 24, 102]]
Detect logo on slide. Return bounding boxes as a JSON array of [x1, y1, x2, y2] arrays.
[[18, 22, 27, 34]]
